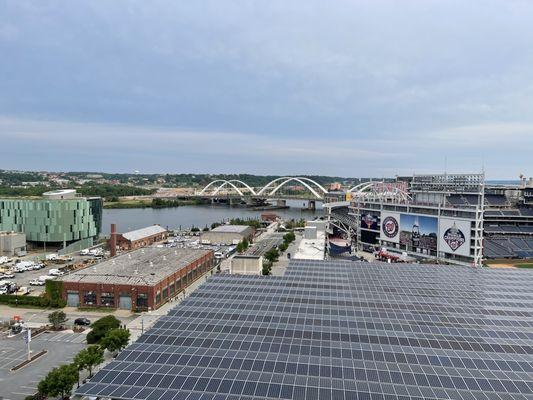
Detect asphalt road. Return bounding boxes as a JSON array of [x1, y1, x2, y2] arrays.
[[0, 330, 87, 400], [0, 304, 137, 328]]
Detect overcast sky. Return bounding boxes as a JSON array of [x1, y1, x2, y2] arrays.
[[1, 0, 532, 178]]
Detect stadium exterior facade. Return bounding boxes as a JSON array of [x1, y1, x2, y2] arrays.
[[325, 173, 533, 266], [0, 189, 102, 245], [351, 174, 484, 267]]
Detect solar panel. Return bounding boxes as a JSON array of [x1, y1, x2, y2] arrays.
[[77, 260, 533, 400]]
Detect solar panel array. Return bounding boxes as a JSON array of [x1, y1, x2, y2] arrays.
[[77, 260, 533, 400]]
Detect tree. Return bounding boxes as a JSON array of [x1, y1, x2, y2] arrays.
[[101, 328, 131, 354], [86, 315, 121, 344], [38, 364, 79, 399], [283, 231, 296, 244], [264, 248, 280, 263], [262, 261, 272, 276], [48, 311, 67, 330], [236, 242, 244, 253], [74, 345, 104, 379], [279, 242, 288, 252], [242, 237, 249, 250]]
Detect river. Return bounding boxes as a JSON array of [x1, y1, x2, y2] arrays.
[[101, 200, 323, 234]]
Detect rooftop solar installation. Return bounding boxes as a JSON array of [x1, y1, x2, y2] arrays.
[[76, 260, 533, 400]]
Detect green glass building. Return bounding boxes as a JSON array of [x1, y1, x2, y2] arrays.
[[0, 189, 102, 244]]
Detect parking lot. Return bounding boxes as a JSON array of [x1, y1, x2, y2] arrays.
[[1, 254, 97, 295], [0, 330, 87, 400]]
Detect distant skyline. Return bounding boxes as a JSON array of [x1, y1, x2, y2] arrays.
[[1, 1, 532, 178]]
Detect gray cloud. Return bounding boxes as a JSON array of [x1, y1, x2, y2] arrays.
[[0, 0, 532, 177]]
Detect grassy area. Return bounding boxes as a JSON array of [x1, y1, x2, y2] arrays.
[[515, 263, 533, 269], [103, 200, 151, 209], [485, 259, 533, 269]]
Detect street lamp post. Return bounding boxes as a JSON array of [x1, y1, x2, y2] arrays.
[[24, 327, 32, 361], [23, 313, 37, 361]]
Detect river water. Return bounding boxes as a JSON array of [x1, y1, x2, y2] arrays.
[[101, 200, 323, 234]]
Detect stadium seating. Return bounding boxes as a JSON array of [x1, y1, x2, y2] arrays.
[[484, 236, 533, 258], [484, 194, 508, 206]]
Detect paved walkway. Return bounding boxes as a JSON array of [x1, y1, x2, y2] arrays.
[[271, 232, 302, 276]]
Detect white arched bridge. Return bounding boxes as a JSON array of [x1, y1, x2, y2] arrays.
[[197, 177, 328, 200]]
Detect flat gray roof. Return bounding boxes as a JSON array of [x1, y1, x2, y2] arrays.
[[60, 247, 210, 286], [210, 225, 252, 234]]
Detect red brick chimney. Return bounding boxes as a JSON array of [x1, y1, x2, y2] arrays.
[[110, 224, 117, 257]]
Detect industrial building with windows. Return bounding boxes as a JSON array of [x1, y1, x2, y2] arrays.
[[0, 189, 102, 246], [200, 225, 254, 245], [77, 259, 533, 400], [112, 225, 169, 251], [60, 247, 214, 311]]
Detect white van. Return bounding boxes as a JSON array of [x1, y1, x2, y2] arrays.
[[48, 269, 64, 277]]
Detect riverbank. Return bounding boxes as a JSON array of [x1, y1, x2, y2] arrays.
[[103, 198, 205, 209]]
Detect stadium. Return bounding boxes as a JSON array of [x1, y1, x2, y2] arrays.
[[325, 173, 533, 267]]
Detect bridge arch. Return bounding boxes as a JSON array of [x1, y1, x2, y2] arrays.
[[258, 177, 328, 199], [349, 181, 379, 193], [349, 181, 411, 202], [199, 180, 256, 196]]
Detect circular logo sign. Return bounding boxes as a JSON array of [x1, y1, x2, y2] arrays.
[[382, 216, 399, 238]]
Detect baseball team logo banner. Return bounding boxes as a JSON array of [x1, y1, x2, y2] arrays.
[[438, 218, 471, 257], [380, 212, 400, 243]]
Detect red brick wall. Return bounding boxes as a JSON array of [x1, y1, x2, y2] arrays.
[[63, 251, 214, 311], [113, 231, 169, 251]]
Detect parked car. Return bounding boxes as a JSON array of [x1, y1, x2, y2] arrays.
[[1, 272, 15, 279], [48, 269, 64, 276], [29, 279, 45, 286], [16, 287, 31, 295], [11, 324, 23, 334], [74, 318, 91, 326]]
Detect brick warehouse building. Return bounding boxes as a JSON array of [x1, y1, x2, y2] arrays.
[[60, 247, 213, 311], [112, 225, 168, 251]]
